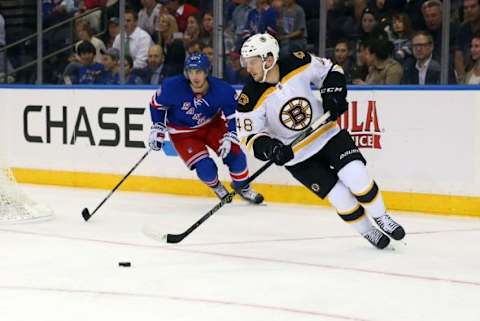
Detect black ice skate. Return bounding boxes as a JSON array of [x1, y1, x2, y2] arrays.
[[231, 184, 264, 204], [374, 214, 405, 240], [362, 228, 390, 249]]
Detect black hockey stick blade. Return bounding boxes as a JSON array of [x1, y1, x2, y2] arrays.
[[81, 149, 151, 222], [163, 194, 234, 243], [82, 208, 91, 221]]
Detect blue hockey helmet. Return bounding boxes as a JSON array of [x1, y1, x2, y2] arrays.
[[184, 53, 211, 76]]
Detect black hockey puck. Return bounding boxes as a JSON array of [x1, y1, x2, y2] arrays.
[[118, 262, 131, 267]]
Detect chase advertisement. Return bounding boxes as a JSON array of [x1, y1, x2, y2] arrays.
[[0, 87, 479, 197]]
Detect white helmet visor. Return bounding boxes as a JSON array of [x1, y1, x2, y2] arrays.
[[240, 55, 263, 69]]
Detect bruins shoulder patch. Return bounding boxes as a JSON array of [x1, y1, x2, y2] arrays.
[[238, 93, 249, 106], [293, 51, 306, 59]]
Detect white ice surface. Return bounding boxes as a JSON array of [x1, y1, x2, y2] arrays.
[[0, 184, 479, 321]]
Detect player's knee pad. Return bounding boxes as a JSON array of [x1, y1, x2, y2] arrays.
[[328, 181, 366, 223], [338, 160, 380, 204], [327, 180, 358, 213], [194, 157, 219, 186], [337, 160, 373, 195], [223, 148, 247, 171]]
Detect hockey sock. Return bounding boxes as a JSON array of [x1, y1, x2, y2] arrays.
[[337, 160, 386, 219], [223, 150, 249, 190], [194, 157, 220, 188], [327, 181, 373, 235]]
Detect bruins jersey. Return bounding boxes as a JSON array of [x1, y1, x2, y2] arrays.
[[236, 51, 342, 166]]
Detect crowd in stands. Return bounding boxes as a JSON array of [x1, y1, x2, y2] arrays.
[[0, 0, 480, 85]]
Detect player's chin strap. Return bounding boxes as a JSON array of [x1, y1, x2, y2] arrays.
[[153, 111, 331, 244], [260, 56, 277, 83]]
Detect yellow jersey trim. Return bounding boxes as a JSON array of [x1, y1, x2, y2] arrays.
[[245, 132, 269, 152], [253, 86, 276, 110], [253, 63, 311, 111], [281, 63, 310, 84], [292, 121, 337, 153]]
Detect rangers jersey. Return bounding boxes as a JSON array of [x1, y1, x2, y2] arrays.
[[236, 51, 344, 166], [150, 75, 237, 134]]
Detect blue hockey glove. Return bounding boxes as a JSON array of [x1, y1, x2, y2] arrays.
[[218, 131, 239, 158], [148, 123, 166, 151]]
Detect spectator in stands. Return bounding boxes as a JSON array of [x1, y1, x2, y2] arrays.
[[368, 0, 407, 25], [278, 0, 307, 56], [361, 7, 379, 37], [163, 0, 200, 33], [229, 0, 253, 48], [123, 54, 145, 84], [454, 0, 480, 83], [224, 51, 249, 84], [102, 17, 120, 49], [390, 12, 413, 63], [74, 40, 104, 84], [349, 6, 383, 54], [243, 0, 277, 40], [113, 9, 153, 69], [43, 0, 77, 27], [401, 31, 441, 84], [186, 41, 202, 55], [357, 37, 403, 84], [351, 39, 370, 83], [138, 0, 163, 36], [156, 13, 185, 75], [325, 0, 352, 48], [406, 0, 428, 30], [74, 0, 107, 33], [464, 33, 480, 84], [75, 20, 106, 63], [202, 45, 214, 63], [183, 14, 202, 49], [0, 11, 14, 83], [140, 44, 167, 85], [98, 47, 120, 84], [343, 0, 369, 44], [421, 0, 459, 61], [333, 39, 356, 84], [200, 11, 214, 47]]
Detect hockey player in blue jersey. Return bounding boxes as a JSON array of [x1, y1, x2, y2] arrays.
[[148, 53, 264, 204]]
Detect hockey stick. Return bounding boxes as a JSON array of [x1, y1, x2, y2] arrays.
[[82, 149, 151, 221], [151, 111, 332, 244]]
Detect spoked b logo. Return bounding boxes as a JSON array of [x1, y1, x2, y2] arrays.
[[279, 97, 312, 131]]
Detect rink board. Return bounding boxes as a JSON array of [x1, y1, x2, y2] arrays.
[[0, 85, 479, 216]]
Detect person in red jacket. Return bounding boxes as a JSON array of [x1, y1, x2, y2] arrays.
[[163, 0, 199, 32]]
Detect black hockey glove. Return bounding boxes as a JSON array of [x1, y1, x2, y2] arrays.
[[267, 139, 294, 166], [320, 70, 348, 121]]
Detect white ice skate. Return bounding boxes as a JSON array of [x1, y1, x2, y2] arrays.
[[231, 184, 264, 205], [212, 183, 229, 200]]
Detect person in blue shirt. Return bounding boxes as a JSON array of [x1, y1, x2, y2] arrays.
[[242, 0, 277, 41], [98, 47, 120, 84], [76, 40, 104, 84], [148, 53, 264, 204]]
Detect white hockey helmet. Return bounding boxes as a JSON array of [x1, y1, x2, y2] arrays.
[[240, 33, 280, 82]]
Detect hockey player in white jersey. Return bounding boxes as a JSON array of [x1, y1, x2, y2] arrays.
[[236, 33, 405, 249]]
